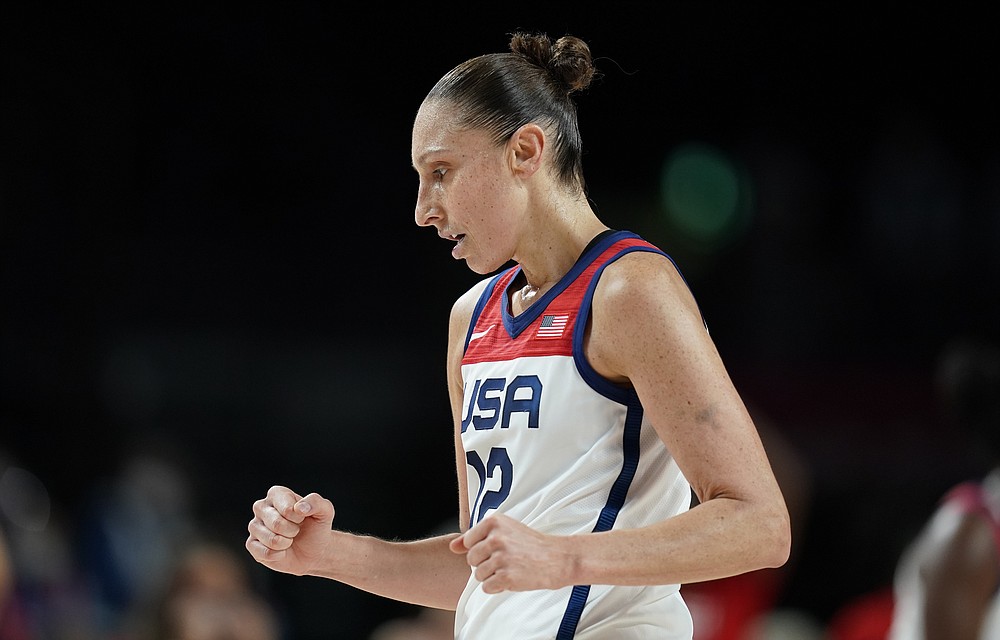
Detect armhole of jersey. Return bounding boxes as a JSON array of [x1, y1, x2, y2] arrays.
[[462, 271, 507, 353], [572, 246, 706, 403]]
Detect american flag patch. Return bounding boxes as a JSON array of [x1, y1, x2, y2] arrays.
[[536, 314, 569, 338]]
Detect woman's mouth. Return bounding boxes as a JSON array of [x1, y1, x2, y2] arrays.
[[450, 233, 466, 257]]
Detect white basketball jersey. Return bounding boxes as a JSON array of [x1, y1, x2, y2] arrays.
[[454, 230, 695, 639]]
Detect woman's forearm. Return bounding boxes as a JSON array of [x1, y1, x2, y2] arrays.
[[568, 497, 790, 587], [314, 531, 471, 610]]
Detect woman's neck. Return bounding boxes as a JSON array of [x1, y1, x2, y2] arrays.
[[513, 204, 607, 292]]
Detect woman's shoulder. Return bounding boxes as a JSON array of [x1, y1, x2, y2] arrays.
[[594, 248, 695, 312]]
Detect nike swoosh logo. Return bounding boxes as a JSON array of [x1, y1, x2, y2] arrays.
[[469, 325, 494, 342]]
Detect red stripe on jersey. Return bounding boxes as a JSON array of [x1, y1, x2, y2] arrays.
[[462, 236, 658, 365]]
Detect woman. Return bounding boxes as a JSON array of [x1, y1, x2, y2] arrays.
[[246, 31, 790, 639]]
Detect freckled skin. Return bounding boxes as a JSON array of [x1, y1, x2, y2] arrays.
[[411, 101, 526, 275]]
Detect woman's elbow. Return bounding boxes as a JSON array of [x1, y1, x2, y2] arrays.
[[762, 503, 793, 568]]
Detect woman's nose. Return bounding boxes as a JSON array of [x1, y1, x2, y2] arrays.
[[414, 184, 439, 227]]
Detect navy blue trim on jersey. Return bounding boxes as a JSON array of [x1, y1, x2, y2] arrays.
[[557, 585, 592, 639], [463, 271, 508, 352], [573, 244, 701, 403], [572, 245, 665, 403], [555, 397, 645, 638], [501, 230, 643, 338], [554, 238, 693, 637]]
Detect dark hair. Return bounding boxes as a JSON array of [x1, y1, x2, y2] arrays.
[[936, 337, 1000, 457], [425, 32, 599, 192]]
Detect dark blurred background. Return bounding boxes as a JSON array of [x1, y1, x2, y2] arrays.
[[2, 3, 998, 639]]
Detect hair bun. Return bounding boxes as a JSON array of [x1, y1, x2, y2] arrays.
[[509, 32, 597, 94]]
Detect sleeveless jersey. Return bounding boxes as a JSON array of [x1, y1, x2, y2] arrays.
[[453, 230, 695, 639], [889, 477, 1000, 640]]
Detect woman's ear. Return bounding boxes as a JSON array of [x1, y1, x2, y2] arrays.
[[508, 123, 545, 178]]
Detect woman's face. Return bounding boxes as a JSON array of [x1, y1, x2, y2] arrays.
[[412, 100, 523, 274]]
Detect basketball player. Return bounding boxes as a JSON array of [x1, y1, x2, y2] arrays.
[[246, 31, 790, 639], [888, 338, 1000, 640]]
